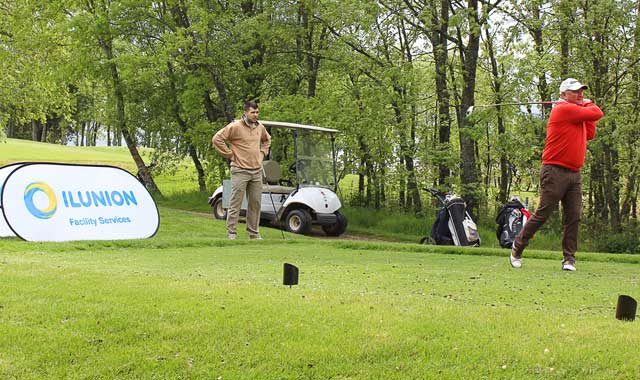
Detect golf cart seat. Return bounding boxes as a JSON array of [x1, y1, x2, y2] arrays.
[[262, 160, 295, 194]]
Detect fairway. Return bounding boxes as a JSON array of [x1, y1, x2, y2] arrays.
[[1, 209, 639, 379], [0, 139, 144, 170]]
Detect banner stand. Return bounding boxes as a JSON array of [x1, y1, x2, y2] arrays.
[[1, 162, 159, 242]]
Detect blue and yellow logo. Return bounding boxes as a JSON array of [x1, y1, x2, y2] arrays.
[[24, 182, 57, 219]]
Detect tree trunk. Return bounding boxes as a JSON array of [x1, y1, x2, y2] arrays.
[[430, 0, 451, 186], [407, 110, 422, 213], [405, 155, 422, 213], [603, 121, 621, 231], [202, 90, 218, 122], [620, 149, 638, 222], [590, 158, 607, 224], [557, 0, 573, 78], [530, 4, 553, 130], [365, 167, 372, 208], [40, 120, 48, 142], [380, 164, 386, 204], [373, 164, 380, 209], [632, 182, 638, 222], [456, 0, 482, 215], [482, 24, 509, 203], [398, 156, 406, 209], [210, 69, 235, 123], [31, 120, 42, 142], [393, 98, 421, 213], [352, 78, 371, 207], [357, 171, 364, 205], [170, 1, 234, 124], [167, 61, 207, 192], [93, 122, 100, 146], [588, 13, 619, 230], [308, 30, 327, 98], [5, 118, 14, 138], [300, 3, 326, 98], [100, 38, 162, 196], [357, 135, 370, 206]]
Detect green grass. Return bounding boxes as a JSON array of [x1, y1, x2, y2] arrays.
[[1, 208, 640, 379], [0, 138, 150, 171], [341, 206, 428, 242], [1, 139, 639, 378]]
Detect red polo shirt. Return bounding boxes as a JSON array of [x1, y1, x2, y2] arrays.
[[542, 102, 604, 171]]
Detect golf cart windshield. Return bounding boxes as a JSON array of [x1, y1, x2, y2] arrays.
[[295, 129, 336, 190]]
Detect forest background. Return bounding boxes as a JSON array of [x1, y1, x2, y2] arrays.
[[1, 0, 639, 240]]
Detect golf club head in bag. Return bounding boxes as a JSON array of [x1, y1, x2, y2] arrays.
[[445, 195, 480, 247]]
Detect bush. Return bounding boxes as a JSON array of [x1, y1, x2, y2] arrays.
[[341, 206, 429, 242], [591, 232, 640, 254]]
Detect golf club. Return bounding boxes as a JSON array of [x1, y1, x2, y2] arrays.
[[262, 166, 286, 240], [466, 101, 560, 117]]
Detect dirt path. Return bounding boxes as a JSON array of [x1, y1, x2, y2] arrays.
[[306, 228, 390, 242]]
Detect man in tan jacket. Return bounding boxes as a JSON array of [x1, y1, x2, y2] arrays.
[[212, 101, 271, 240]]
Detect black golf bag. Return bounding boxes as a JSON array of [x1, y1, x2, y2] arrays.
[[425, 189, 481, 247], [495, 198, 530, 248]]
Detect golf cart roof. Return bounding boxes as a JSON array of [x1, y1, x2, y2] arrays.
[[260, 120, 340, 133]]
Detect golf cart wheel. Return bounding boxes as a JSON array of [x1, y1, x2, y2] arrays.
[[212, 197, 227, 220], [285, 209, 312, 235], [321, 211, 348, 236], [419, 236, 436, 245]]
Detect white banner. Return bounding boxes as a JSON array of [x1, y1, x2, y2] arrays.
[[0, 163, 28, 237], [1, 163, 159, 242]]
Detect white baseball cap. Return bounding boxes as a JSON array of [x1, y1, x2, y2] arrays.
[[559, 78, 588, 94]]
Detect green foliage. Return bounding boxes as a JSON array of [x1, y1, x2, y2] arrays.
[[589, 231, 640, 254], [0, 1, 73, 128], [2, 208, 640, 379], [2, 0, 639, 229]]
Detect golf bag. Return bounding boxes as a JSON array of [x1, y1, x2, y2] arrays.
[[495, 198, 530, 248], [426, 189, 481, 247]]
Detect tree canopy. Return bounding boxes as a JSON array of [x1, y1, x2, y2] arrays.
[[2, 0, 639, 230]]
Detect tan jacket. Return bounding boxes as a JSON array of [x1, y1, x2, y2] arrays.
[[212, 119, 271, 170]]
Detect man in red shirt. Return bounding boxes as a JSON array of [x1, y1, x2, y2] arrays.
[[510, 78, 604, 271]]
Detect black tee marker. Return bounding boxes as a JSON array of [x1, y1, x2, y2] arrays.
[[616, 295, 637, 322], [283, 263, 299, 287]]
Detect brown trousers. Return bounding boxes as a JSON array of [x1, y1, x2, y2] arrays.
[[227, 166, 263, 237], [513, 164, 582, 264]]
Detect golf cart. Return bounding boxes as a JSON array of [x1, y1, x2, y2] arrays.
[[207, 121, 347, 236]]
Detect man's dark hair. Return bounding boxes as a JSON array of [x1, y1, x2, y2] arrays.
[[244, 101, 259, 111]]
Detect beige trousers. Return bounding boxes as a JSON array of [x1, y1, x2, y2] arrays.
[[227, 166, 263, 237]]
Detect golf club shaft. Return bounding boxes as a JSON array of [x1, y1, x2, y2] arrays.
[[262, 166, 286, 240], [467, 101, 559, 116]]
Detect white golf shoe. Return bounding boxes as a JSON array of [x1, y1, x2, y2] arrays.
[[509, 248, 522, 269]]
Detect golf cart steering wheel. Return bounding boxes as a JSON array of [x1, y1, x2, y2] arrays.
[[289, 159, 309, 174]]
